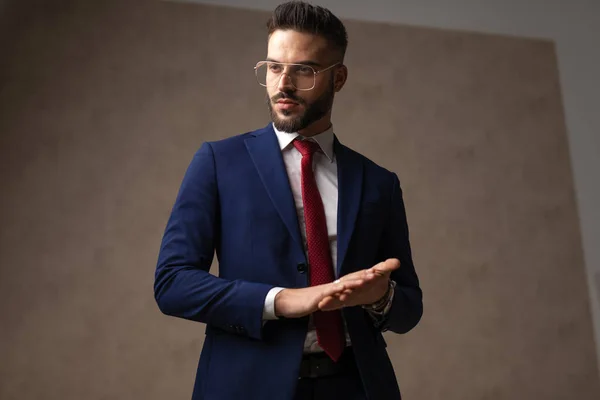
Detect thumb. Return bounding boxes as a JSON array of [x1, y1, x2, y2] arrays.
[[371, 258, 400, 275]]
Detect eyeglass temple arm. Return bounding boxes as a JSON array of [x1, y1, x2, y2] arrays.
[[315, 62, 341, 75]]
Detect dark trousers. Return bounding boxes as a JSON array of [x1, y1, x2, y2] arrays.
[[293, 349, 367, 400]]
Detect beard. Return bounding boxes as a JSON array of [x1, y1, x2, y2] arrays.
[[266, 82, 335, 133]]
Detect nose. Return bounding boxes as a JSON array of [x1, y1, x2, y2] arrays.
[[276, 72, 295, 92]]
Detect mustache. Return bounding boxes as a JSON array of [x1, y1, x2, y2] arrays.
[[271, 92, 305, 104]]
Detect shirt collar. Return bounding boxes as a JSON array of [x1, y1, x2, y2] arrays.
[[272, 123, 335, 162]]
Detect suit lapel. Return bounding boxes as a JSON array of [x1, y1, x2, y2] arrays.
[[245, 125, 304, 251], [335, 137, 364, 275]]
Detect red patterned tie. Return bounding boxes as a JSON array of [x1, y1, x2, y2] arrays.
[[293, 139, 344, 362]]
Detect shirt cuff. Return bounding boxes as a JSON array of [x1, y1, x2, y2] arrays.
[[262, 287, 285, 320]]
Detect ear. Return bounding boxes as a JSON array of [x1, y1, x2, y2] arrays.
[[334, 65, 348, 92]]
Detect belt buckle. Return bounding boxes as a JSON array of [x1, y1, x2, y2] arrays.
[[309, 356, 323, 378], [300, 351, 348, 379]]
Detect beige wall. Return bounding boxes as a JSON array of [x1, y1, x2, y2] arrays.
[[0, 0, 598, 399], [183, 0, 600, 370]]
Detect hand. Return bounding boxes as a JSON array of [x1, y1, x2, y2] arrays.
[[318, 258, 400, 311], [274, 280, 364, 319]]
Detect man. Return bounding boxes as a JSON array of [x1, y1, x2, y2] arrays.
[[154, 2, 422, 399]]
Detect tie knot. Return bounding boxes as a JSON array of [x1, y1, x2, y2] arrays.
[[293, 139, 320, 157]]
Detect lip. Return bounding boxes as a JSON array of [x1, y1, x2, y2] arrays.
[[276, 100, 300, 110]]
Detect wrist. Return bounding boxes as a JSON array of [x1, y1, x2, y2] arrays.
[[373, 281, 392, 306], [274, 289, 286, 318], [364, 280, 395, 312]]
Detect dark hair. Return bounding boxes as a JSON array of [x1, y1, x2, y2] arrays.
[[266, 1, 348, 60]]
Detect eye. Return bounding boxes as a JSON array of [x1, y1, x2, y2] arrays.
[[297, 66, 314, 75], [268, 63, 283, 73]]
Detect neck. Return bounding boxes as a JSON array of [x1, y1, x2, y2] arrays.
[[297, 113, 333, 138]]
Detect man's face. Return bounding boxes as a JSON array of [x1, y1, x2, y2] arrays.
[[265, 30, 338, 133]]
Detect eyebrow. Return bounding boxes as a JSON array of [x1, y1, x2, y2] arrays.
[[265, 58, 322, 67]]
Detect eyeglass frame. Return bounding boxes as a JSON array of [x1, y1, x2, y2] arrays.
[[254, 60, 341, 91]]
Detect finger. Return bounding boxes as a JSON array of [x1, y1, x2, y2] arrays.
[[337, 278, 367, 288], [338, 269, 374, 283], [318, 298, 329, 309], [320, 299, 344, 311], [344, 280, 370, 289], [318, 296, 342, 310], [370, 258, 400, 275], [330, 280, 361, 294], [342, 270, 378, 286], [363, 271, 378, 281], [321, 282, 346, 298], [332, 288, 354, 298], [323, 281, 360, 301], [335, 274, 365, 284], [319, 290, 346, 308]]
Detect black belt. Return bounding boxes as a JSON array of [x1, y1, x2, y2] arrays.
[[299, 348, 356, 379]]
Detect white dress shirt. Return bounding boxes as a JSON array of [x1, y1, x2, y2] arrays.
[[261, 123, 395, 353], [263, 123, 350, 353]]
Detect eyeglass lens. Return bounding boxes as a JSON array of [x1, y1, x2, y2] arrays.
[[255, 62, 315, 90]]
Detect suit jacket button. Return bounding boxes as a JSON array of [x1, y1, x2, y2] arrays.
[[297, 263, 307, 274]]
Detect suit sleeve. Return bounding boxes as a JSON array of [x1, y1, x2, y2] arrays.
[[377, 173, 423, 333], [154, 142, 273, 340]]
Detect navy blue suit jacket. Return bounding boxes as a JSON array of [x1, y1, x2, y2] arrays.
[[154, 124, 422, 400]]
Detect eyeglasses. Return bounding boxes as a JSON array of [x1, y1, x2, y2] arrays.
[[254, 61, 340, 91]]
